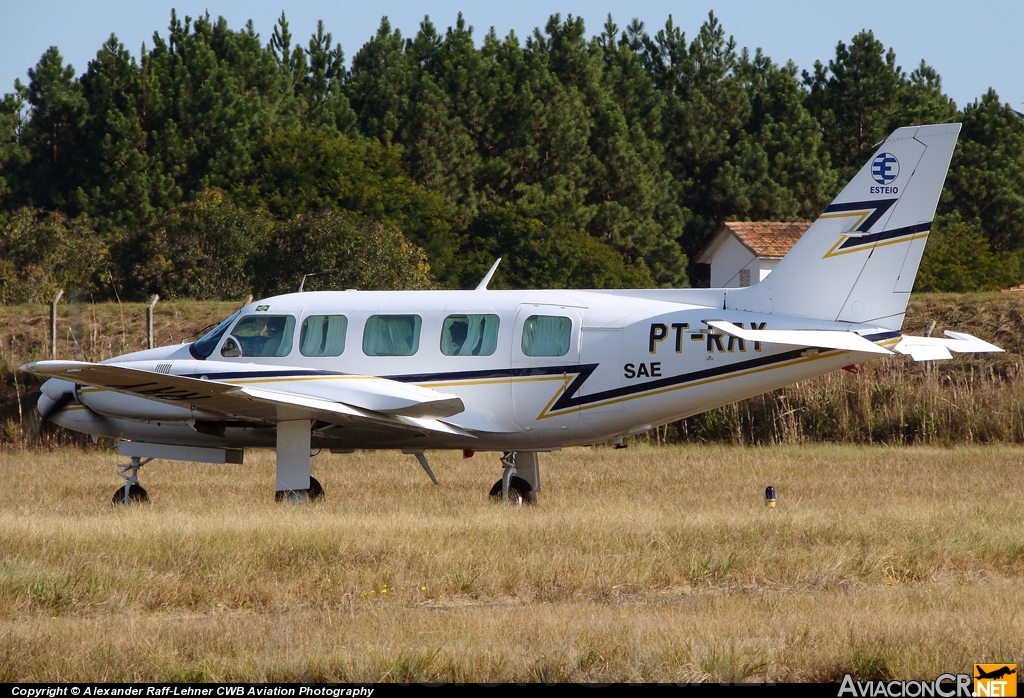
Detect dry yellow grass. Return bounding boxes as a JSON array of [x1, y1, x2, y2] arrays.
[[0, 443, 1021, 682]]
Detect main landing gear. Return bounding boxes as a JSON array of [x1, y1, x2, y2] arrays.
[[111, 455, 151, 505], [274, 419, 324, 503], [489, 451, 541, 505], [275, 476, 324, 503]]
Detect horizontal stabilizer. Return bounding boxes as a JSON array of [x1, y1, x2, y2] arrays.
[[705, 321, 892, 355], [893, 331, 1004, 362]]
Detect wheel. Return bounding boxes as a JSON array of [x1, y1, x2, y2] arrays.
[[275, 476, 325, 503], [488, 476, 536, 505], [111, 483, 149, 505], [308, 476, 324, 501]]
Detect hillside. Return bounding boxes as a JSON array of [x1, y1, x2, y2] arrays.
[[2, 293, 1023, 445]]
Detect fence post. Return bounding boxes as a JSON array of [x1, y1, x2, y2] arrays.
[[146, 295, 160, 349], [50, 289, 64, 360]]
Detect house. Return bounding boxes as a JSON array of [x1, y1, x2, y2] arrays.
[[695, 221, 810, 288]]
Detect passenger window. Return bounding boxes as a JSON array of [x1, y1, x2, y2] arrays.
[[300, 315, 348, 357], [441, 314, 499, 356], [223, 315, 295, 358], [522, 315, 572, 357], [363, 315, 422, 356]]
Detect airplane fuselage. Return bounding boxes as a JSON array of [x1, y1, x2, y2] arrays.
[[48, 288, 894, 452]]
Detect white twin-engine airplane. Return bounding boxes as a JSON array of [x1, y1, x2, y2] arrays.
[[22, 123, 1003, 504]]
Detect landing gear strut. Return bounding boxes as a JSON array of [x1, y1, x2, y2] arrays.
[[488, 451, 539, 505], [274, 419, 323, 503], [112, 455, 151, 505]]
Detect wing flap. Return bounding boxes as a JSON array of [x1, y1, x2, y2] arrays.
[[239, 386, 473, 437], [705, 321, 892, 355]]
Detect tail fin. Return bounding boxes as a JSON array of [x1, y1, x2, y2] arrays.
[[727, 123, 961, 329]]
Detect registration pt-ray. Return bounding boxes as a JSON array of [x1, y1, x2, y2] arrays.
[[21, 124, 1002, 504]]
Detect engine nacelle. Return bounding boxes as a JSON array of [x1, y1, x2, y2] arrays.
[[77, 387, 198, 421]]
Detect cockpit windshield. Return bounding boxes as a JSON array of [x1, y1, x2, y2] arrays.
[[189, 310, 241, 360]]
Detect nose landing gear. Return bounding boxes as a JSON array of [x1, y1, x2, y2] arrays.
[[488, 451, 539, 505]]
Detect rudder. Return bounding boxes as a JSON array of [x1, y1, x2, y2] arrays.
[[726, 123, 961, 329]]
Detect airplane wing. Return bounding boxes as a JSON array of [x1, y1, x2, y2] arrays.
[[893, 331, 1004, 361], [21, 360, 472, 438], [704, 321, 893, 355]]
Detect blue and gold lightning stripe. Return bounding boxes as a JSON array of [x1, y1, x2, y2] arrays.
[[819, 199, 931, 258]]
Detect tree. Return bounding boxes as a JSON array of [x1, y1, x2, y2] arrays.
[[0, 208, 108, 303], [346, 17, 414, 146], [271, 13, 356, 132], [18, 47, 87, 212], [239, 127, 459, 284], [915, 212, 1022, 292], [726, 50, 836, 221], [461, 202, 654, 290], [76, 35, 171, 230], [253, 210, 432, 296], [803, 31, 955, 181], [112, 190, 271, 300], [0, 91, 28, 208], [942, 90, 1024, 252]]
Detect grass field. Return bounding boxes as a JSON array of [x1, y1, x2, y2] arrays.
[[0, 444, 1021, 682]]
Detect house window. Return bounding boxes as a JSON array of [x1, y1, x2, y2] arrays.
[[739, 268, 751, 287]]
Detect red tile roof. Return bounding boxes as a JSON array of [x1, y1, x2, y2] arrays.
[[719, 221, 810, 257]]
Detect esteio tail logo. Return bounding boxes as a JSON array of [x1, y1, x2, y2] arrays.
[[871, 152, 900, 185]]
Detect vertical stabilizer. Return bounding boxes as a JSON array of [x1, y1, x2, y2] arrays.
[[726, 123, 961, 329]]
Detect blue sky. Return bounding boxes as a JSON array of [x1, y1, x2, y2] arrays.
[[2, 1, 1021, 111]]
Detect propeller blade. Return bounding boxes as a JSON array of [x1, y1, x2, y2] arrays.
[[28, 390, 74, 441]]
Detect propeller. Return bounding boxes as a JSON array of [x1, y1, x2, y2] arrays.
[[25, 378, 75, 438]]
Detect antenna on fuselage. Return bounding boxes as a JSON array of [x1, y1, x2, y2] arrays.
[[298, 273, 317, 293], [474, 258, 501, 291]]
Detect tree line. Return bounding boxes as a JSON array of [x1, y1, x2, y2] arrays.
[[1, 10, 1023, 304]]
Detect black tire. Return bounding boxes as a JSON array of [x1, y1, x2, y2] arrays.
[[275, 476, 325, 503], [308, 476, 325, 501], [111, 484, 149, 505], [488, 476, 536, 505]]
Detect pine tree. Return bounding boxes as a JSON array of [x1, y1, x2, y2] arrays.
[[943, 89, 1024, 253], [19, 47, 87, 212]]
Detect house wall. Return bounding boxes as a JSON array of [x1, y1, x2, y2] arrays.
[[759, 258, 780, 282], [710, 236, 759, 288]]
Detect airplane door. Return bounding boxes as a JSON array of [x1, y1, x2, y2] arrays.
[[578, 326, 624, 435], [511, 305, 582, 430]]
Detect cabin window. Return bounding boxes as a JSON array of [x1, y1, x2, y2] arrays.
[[521, 315, 572, 357], [441, 314, 499, 356], [300, 315, 348, 357], [223, 315, 296, 358], [363, 315, 422, 356]]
